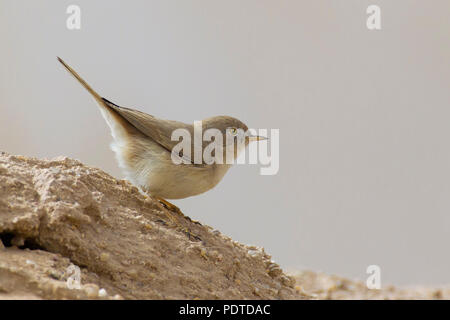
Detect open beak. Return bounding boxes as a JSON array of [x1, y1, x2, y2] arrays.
[[248, 135, 268, 142]]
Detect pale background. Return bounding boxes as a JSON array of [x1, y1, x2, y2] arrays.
[[1, 0, 449, 285]]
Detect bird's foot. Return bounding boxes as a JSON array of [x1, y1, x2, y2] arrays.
[[156, 198, 183, 216], [155, 197, 201, 224], [154, 197, 202, 241]]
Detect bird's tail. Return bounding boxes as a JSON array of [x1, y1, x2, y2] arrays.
[[57, 57, 105, 106], [57, 57, 138, 140]]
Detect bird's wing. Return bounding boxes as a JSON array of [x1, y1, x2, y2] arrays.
[[102, 98, 202, 164]]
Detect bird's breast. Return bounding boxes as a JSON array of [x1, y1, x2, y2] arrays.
[[116, 134, 231, 199]]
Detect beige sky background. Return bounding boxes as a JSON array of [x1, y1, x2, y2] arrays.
[[1, 0, 449, 285]]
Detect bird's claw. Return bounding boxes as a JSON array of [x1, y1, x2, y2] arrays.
[[156, 198, 183, 215], [154, 197, 201, 241]]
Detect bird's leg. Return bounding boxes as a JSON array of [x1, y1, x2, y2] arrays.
[[153, 197, 202, 241], [156, 198, 202, 225], [156, 198, 183, 216], [152, 197, 181, 224]]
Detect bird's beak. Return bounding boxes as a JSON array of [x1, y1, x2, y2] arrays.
[[248, 135, 268, 142]]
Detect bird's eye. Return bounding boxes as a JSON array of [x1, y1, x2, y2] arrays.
[[230, 127, 238, 135]]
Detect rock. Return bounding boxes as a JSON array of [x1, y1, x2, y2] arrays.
[[98, 288, 108, 297], [2, 152, 446, 300], [11, 235, 25, 247], [83, 284, 100, 298], [0, 152, 302, 300], [291, 270, 450, 300]]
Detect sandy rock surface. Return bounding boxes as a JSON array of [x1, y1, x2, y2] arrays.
[[0, 152, 302, 300], [1, 152, 448, 300], [293, 271, 450, 300]]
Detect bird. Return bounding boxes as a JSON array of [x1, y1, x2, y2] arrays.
[[57, 57, 265, 217]]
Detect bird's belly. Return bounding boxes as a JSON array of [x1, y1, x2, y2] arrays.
[[114, 134, 230, 199], [146, 164, 218, 199]]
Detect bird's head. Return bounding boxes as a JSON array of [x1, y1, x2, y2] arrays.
[[202, 116, 266, 163]]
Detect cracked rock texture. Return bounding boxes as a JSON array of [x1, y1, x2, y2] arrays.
[[292, 271, 450, 300], [1, 152, 448, 300], [0, 152, 302, 300]]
